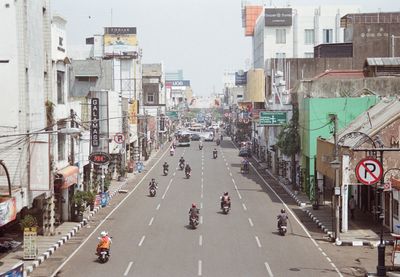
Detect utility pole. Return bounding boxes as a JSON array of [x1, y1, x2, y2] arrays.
[[70, 109, 75, 165]]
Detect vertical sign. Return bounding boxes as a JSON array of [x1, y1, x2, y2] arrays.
[[129, 100, 138, 124], [160, 117, 165, 131], [23, 227, 37, 260], [91, 98, 100, 147]]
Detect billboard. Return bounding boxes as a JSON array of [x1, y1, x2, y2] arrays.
[[265, 8, 292, 26], [104, 27, 138, 56], [235, 71, 247, 86], [129, 100, 138, 124], [0, 198, 17, 227], [165, 80, 191, 88]]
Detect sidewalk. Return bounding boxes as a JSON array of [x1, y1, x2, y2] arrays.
[[250, 155, 393, 247], [0, 145, 167, 276]]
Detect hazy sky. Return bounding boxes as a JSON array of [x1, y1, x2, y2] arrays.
[[52, 0, 400, 96]]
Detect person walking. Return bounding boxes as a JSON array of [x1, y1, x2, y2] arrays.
[[349, 195, 356, 220]]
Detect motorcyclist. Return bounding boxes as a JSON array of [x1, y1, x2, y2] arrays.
[[179, 157, 185, 168], [220, 192, 231, 209], [96, 231, 112, 255], [216, 138, 220, 145], [220, 134, 223, 141], [185, 164, 191, 175], [277, 209, 288, 229], [213, 148, 218, 158], [241, 158, 249, 172], [199, 140, 203, 149], [170, 146, 175, 155], [149, 178, 158, 190], [189, 203, 200, 220], [163, 162, 169, 172]]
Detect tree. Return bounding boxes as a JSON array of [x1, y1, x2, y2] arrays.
[[276, 108, 300, 189]]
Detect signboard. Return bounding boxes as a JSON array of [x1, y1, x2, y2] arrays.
[[91, 98, 100, 147], [0, 198, 16, 227], [235, 71, 247, 86], [259, 111, 287, 125], [104, 27, 138, 56], [89, 152, 111, 165], [165, 80, 191, 88], [167, 111, 179, 120], [129, 100, 138, 124], [23, 227, 37, 260], [114, 133, 125, 144], [355, 157, 383, 185], [265, 8, 292, 26]]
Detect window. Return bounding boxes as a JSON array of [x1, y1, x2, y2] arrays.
[[394, 199, 399, 220], [323, 29, 333, 43], [304, 29, 314, 45], [58, 37, 63, 46], [275, 53, 286, 59], [57, 71, 65, 104], [304, 52, 314, 58], [147, 93, 154, 103], [276, 29, 286, 44], [57, 132, 66, 161]]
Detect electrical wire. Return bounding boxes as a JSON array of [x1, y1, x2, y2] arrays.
[[297, 120, 332, 132]]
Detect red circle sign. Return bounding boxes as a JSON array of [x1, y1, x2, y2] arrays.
[[114, 133, 125, 144], [355, 157, 383, 185]]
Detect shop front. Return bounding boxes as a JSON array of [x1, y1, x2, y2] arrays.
[[54, 166, 78, 223]]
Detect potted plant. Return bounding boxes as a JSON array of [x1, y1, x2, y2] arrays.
[[72, 191, 86, 222], [20, 214, 38, 232], [85, 190, 97, 211]]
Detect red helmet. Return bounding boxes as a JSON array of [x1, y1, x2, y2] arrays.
[[192, 203, 196, 208]]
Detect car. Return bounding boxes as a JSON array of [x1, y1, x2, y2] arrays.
[[190, 134, 201, 141], [204, 132, 214, 141], [238, 148, 251, 157], [178, 134, 191, 147]]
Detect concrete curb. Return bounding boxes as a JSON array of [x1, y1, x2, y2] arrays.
[[24, 180, 127, 276]]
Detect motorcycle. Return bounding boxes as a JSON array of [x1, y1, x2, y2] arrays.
[[185, 171, 191, 179], [216, 139, 220, 146], [189, 215, 199, 229], [163, 168, 169, 176], [149, 186, 157, 197], [278, 223, 287, 236], [179, 162, 185, 170], [97, 248, 110, 263], [241, 163, 249, 174], [213, 152, 217, 159], [222, 202, 230, 214], [199, 145, 203, 150], [170, 150, 174, 156]]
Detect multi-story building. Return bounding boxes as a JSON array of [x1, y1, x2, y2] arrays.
[[0, 0, 53, 232]]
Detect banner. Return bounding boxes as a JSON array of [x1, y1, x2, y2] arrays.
[[0, 262, 23, 277], [129, 100, 138, 124], [0, 198, 16, 227]]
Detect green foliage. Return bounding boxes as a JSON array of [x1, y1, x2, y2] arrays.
[[20, 215, 38, 230], [276, 108, 300, 156], [72, 191, 87, 214]]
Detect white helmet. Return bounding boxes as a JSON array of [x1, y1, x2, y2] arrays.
[[100, 231, 107, 237]]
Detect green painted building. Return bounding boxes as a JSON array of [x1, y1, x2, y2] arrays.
[[299, 96, 379, 200]]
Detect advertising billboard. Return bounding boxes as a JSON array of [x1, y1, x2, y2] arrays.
[[165, 80, 191, 88], [235, 71, 247, 86], [265, 8, 292, 26], [104, 27, 138, 56], [129, 100, 138, 124]]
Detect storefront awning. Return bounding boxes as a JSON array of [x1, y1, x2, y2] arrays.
[[55, 166, 79, 189]]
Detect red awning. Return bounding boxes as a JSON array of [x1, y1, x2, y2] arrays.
[[56, 166, 79, 189]]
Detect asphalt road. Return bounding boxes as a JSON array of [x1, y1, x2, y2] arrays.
[[50, 139, 343, 277]]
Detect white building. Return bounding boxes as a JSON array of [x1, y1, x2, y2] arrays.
[[252, 5, 358, 68], [0, 0, 53, 228]]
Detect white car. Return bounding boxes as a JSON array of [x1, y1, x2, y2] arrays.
[[204, 132, 214, 141]]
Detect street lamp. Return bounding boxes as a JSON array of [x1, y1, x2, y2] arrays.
[[330, 158, 341, 244]]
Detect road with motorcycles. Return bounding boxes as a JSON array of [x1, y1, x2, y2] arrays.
[[40, 139, 343, 277]]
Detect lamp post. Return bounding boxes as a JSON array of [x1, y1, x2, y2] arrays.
[[330, 158, 341, 244]]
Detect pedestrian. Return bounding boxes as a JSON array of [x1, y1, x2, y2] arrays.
[[349, 195, 356, 220]]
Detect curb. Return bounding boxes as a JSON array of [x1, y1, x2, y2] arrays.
[[24, 180, 127, 276]]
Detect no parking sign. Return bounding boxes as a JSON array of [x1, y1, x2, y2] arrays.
[[355, 157, 383, 185]]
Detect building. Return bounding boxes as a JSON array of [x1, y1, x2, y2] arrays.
[[165, 69, 183, 81], [0, 0, 53, 233]]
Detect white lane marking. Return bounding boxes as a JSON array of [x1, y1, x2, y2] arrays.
[[229, 172, 232, 177], [255, 236, 262, 248], [138, 235, 146, 247], [326, 257, 332, 262], [239, 142, 343, 277], [123, 261, 134, 276], [49, 146, 170, 277], [226, 162, 228, 166], [200, 202, 203, 209], [199, 235, 203, 246], [242, 203, 247, 211], [162, 183, 172, 199], [202, 171, 204, 176], [322, 252, 327, 257], [264, 262, 274, 277], [198, 260, 202, 276], [232, 178, 236, 184], [148, 217, 154, 226], [248, 218, 254, 227], [200, 216, 203, 224], [156, 203, 161, 210], [173, 172, 176, 176]]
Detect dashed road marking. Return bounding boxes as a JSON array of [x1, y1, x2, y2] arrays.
[[156, 203, 161, 210], [138, 235, 146, 247], [255, 236, 262, 248], [242, 203, 247, 211], [200, 216, 203, 224], [123, 262, 134, 276], [264, 262, 274, 277], [199, 235, 203, 246], [198, 260, 202, 276], [248, 218, 254, 227], [148, 217, 154, 226]]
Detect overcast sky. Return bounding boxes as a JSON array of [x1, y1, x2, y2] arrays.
[[52, 0, 400, 96]]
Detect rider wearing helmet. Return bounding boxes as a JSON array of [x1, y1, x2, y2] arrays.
[[277, 208, 288, 229], [220, 192, 231, 209], [149, 178, 157, 189], [97, 231, 112, 255], [189, 203, 200, 219]]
